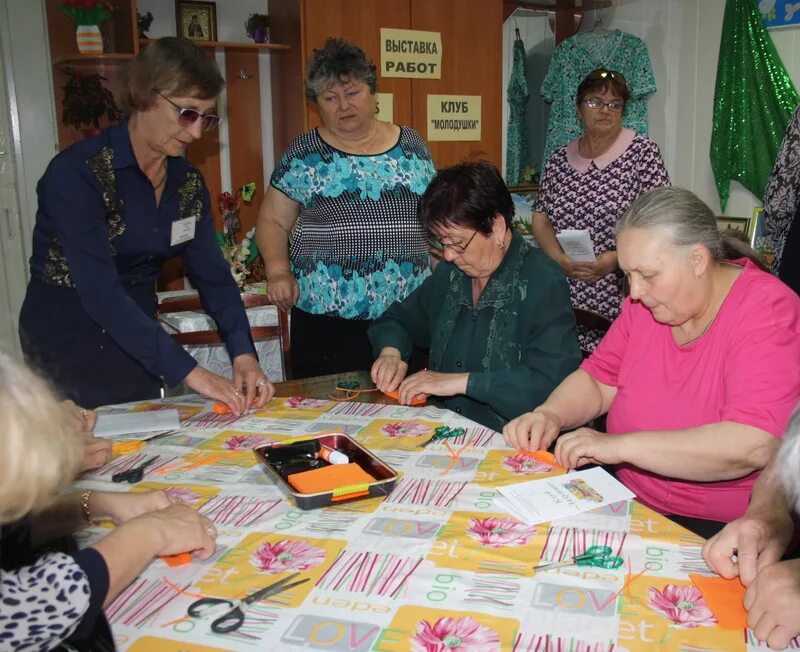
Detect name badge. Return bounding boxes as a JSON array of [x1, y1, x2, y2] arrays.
[[170, 216, 196, 246]]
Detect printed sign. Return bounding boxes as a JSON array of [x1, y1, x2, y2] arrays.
[[426, 95, 482, 141], [375, 92, 394, 123], [381, 28, 442, 79]]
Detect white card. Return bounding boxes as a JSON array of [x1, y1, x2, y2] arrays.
[[496, 467, 635, 526], [556, 229, 596, 262], [170, 216, 196, 246], [95, 409, 181, 438]]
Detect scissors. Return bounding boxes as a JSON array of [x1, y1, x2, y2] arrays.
[[187, 573, 310, 634], [111, 455, 158, 483], [533, 545, 624, 571], [420, 426, 466, 449]]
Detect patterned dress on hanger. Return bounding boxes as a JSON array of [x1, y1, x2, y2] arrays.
[[541, 30, 657, 162]]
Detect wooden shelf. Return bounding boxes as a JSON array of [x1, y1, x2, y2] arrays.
[[139, 38, 290, 51], [53, 52, 136, 66]]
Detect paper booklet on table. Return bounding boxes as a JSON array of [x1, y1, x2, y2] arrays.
[[94, 409, 181, 440], [556, 229, 596, 262], [495, 467, 635, 526]]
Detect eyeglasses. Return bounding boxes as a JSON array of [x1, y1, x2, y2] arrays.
[[430, 229, 479, 255], [158, 93, 221, 132], [582, 97, 625, 112], [587, 69, 627, 86]]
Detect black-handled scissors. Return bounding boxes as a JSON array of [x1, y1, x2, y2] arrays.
[[187, 572, 310, 634], [111, 456, 158, 483]]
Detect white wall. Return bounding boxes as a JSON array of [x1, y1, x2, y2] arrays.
[[503, 0, 800, 219]]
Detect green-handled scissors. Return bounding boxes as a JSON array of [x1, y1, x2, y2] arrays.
[[533, 545, 624, 571]]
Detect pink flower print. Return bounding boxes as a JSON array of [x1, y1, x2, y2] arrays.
[[251, 539, 326, 574], [381, 421, 431, 438], [164, 486, 201, 506], [411, 616, 501, 652], [285, 397, 329, 409], [647, 584, 717, 628], [466, 517, 537, 548], [223, 434, 270, 450], [502, 453, 552, 475]]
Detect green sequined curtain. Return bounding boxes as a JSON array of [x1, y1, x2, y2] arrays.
[[710, 0, 799, 210], [506, 33, 530, 185]]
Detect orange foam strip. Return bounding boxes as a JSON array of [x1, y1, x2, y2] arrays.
[[161, 552, 192, 567], [212, 402, 230, 414], [689, 573, 747, 630], [521, 449, 563, 469], [381, 389, 427, 406]]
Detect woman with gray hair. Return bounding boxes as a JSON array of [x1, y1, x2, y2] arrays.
[[257, 38, 435, 377], [504, 186, 800, 537], [702, 405, 800, 649], [19, 37, 273, 414]]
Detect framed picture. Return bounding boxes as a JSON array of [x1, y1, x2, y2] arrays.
[[176, 1, 217, 42], [715, 215, 751, 242], [508, 184, 540, 243], [750, 207, 766, 248]]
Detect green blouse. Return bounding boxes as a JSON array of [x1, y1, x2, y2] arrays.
[[368, 232, 581, 431]]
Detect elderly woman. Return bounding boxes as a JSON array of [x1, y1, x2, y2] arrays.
[[257, 38, 435, 378], [533, 68, 670, 351], [0, 352, 216, 649], [369, 162, 581, 432], [505, 187, 800, 536], [19, 37, 273, 414], [702, 404, 800, 649]]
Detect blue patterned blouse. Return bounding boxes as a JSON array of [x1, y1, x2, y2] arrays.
[[271, 126, 435, 320]]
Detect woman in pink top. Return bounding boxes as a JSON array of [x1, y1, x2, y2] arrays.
[[505, 187, 800, 537]]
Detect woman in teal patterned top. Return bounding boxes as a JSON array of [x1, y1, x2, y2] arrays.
[[256, 38, 435, 378], [369, 162, 581, 432]]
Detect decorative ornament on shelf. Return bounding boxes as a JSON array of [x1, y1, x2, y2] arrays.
[[58, 0, 114, 55], [217, 182, 259, 290], [61, 67, 121, 138], [244, 13, 269, 43], [137, 10, 154, 39], [754, 235, 776, 268]]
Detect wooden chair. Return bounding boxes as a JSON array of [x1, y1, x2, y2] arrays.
[[159, 294, 292, 380]]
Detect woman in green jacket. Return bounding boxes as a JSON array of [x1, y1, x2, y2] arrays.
[[369, 161, 581, 431]]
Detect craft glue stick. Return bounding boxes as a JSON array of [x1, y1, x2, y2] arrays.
[[318, 445, 349, 465]]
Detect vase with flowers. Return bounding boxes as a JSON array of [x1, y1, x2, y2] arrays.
[[244, 13, 270, 43], [61, 67, 121, 138], [58, 1, 114, 55], [217, 182, 259, 289]]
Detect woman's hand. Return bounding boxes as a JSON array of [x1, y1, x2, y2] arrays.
[[90, 490, 172, 525], [63, 399, 97, 433], [136, 504, 217, 560], [554, 427, 624, 469], [80, 437, 113, 472], [184, 365, 247, 415], [232, 354, 274, 409], [397, 370, 466, 404], [570, 251, 618, 283], [744, 559, 800, 650], [267, 271, 299, 311], [371, 349, 409, 393], [503, 409, 563, 451]]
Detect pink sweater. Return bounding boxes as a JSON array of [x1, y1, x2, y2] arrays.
[[581, 260, 800, 522]]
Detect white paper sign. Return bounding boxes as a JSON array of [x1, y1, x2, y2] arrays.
[[95, 409, 181, 438], [170, 216, 196, 246], [496, 467, 635, 526], [556, 229, 596, 262]]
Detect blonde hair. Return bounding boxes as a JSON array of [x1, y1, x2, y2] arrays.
[[779, 403, 800, 515], [0, 352, 83, 524]]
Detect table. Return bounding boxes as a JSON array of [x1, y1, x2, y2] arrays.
[[157, 290, 285, 382], [76, 379, 786, 652]]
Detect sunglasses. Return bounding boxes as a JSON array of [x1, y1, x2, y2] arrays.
[[587, 69, 627, 86], [429, 229, 479, 255], [158, 93, 221, 132]]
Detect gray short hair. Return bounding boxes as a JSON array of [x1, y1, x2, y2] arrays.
[[779, 404, 800, 514], [0, 352, 83, 524], [616, 187, 768, 270], [305, 38, 377, 101]]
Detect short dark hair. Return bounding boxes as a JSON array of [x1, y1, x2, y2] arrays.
[[575, 68, 630, 107], [419, 161, 513, 235], [305, 38, 378, 101], [117, 37, 224, 114]]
